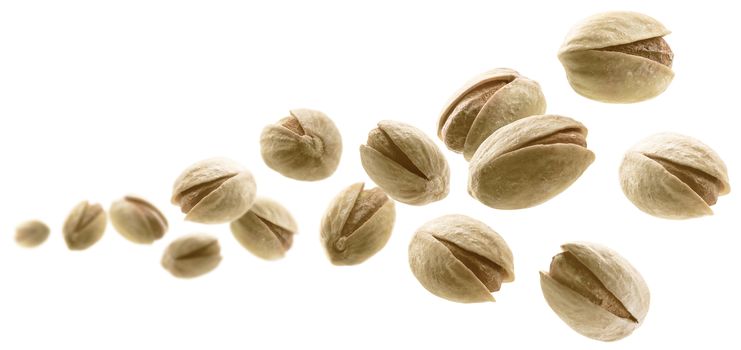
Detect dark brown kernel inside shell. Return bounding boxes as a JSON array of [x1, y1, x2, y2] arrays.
[[599, 37, 674, 67], [280, 116, 306, 136], [436, 237, 506, 292]]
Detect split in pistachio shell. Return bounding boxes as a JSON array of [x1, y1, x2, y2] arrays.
[[408, 214, 514, 303], [619, 133, 730, 219], [260, 109, 343, 181], [171, 157, 256, 224], [438, 68, 547, 160], [558, 11, 674, 103], [63, 201, 107, 250], [540, 242, 650, 342], [230, 197, 298, 260], [161, 234, 222, 278], [468, 114, 595, 209], [360, 120, 450, 205], [110, 196, 168, 244], [15, 220, 50, 248], [320, 182, 396, 265]]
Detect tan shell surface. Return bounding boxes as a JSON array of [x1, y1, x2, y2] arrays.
[[171, 157, 245, 201], [559, 11, 670, 53], [186, 170, 256, 224], [110, 196, 168, 244], [62, 201, 107, 251], [230, 197, 297, 260], [15, 220, 50, 248], [161, 234, 222, 278]]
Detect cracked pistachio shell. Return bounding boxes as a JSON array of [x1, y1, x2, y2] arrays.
[[63, 201, 107, 250], [110, 196, 168, 244], [409, 215, 514, 303], [15, 220, 50, 248], [438, 68, 547, 160], [230, 197, 298, 260], [468, 115, 595, 209], [260, 109, 342, 181], [540, 242, 650, 341], [161, 234, 222, 279], [620, 133, 730, 219], [320, 182, 395, 265], [171, 157, 256, 224], [360, 120, 450, 205], [558, 11, 674, 103]]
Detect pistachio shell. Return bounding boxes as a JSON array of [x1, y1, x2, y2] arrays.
[[161, 234, 222, 278], [230, 197, 298, 260], [110, 196, 168, 244], [15, 220, 50, 248], [260, 108, 342, 181], [63, 201, 107, 250]]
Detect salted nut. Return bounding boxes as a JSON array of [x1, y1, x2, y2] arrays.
[[230, 197, 298, 260], [540, 242, 650, 341], [161, 234, 222, 279], [620, 133, 730, 219], [15, 220, 50, 248], [63, 201, 107, 250], [110, 196, 168, 244], [438, 68, 546, 160]]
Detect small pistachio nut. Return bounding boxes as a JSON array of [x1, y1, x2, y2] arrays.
[[230, 197, 298, 260], [260, 108, 342, 181], [15, 220, 50, 248], [161, 234, 222, 279], [540, 242, 650, 342], [438, 68, 547, 160], [63, 201, 107, 250], [110, 196, 168, 244], [320, 182, 395, 265], [408, 215, 514, 303], [558, 11, 674, 103], [172, 157, 257, 224], [620, 133, 730, 219], [360, 120, 450, 205], [468, 114, 594, 209]]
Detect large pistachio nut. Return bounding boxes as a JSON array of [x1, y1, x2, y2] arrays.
[[110, 196, 168, 244], [260, 108, 342, 181], [360, 120, 450, 205], [619, 133, 730, 219], [540, 242, 650, 342], [408, 214, 514, 303], [63, 201, 107, 250], [15, 220, 50, 248], [230, 197, 298, 260], [161, 234, 222, 279], [320, 182, 395, 266], [468, 115, 595, 209], [171, 157, 256, 224], [438, 68, 547, 160], [558, 11, 674, 103]]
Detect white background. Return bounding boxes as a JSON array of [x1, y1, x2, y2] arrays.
[[1, 0, 739, 349]]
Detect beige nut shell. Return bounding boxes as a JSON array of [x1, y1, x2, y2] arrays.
[[558, 11, 674, 103], [620, 133, 730, 219], [438, 68, 547, 160], [110, 196, 168, 244], [468, 115, 595, 209], [540, 242, 650, 342], [409, 214, 514, 303], [161, 234, 222, 278], [63, 201, 107, 250], [230, 197, 298, 260], [260, 108, 342, 181]]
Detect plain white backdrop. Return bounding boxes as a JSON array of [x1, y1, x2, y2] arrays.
[[1, 0, 739, 349]]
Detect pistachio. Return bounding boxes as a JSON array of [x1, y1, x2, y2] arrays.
[[15, 220, 50, 248], [230, 197, 298, 260], [620, 133, 730, 219], [172, 157, 256, 224], [540, 242, 650, 341], [320, 182, 395, 265], [260, 109, 343, 181], [161, 234, 222, 278], [438, 68, 547, 160], [360, 120, 450, 205], [408, 214, 514, 303], [468, 115, 595, 209], [558, 11, 674, 103], [62, 201, 107, 250], [110, 196, 168, 244]]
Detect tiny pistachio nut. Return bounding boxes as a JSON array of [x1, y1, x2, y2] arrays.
[[360, 120, 450, 205], [620, 133, 730, 219], [408, 214, 514, 303], [438, 68, 547, 160], [468, 114, 595, 209], [172, 157, 256, 224], [15, 220, 50, 248], [540, 242, 650, 342], [230, 197, 298, 260], [63, 201, 107, 250], [110, 196, 168, 244], [558, 11, 674, 103], [320, 182, 395, 265], [260, 108, 342, 181], [161, 234, 222, 278]]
